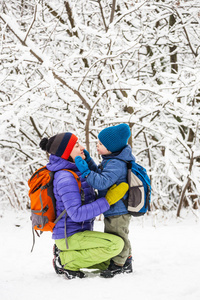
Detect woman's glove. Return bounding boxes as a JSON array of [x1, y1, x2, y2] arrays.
[[75, 156, 91, 178], [83, 149, 91, 163], [105, 183, 129, 206]]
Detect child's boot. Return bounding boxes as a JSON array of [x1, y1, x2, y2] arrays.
[[100, 260, 124, 278], [100, 256, 133, 278], [123, 255, 133, 273]]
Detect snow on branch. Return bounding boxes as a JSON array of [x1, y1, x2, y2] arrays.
[[23, 3, 37, 44], [0, 13, 45, 63], [0, 12, 92, 110], [110, 0, 148, 27]]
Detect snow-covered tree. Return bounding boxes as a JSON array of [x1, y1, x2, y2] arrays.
[[0, 0, 200, 216]]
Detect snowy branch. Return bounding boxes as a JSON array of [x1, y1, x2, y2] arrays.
[[175, 8, 198, 57], [24, 3, 37, 44]]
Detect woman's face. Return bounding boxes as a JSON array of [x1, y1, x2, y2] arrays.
[[70, 141, 85, 161]]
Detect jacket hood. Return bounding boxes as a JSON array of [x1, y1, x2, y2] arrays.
[[102, 145, 135, 162], [46, 154, 78, 172]]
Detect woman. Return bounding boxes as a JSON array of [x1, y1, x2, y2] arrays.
[[40, 132, 128, 279]]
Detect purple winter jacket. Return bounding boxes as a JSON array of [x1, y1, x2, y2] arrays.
[[46, 155, 110, 240]]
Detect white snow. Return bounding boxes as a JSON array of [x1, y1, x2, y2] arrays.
[[0, 209, 200, 300]]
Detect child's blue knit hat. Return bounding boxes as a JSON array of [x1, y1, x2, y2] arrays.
[[98, 123, 131, 152]]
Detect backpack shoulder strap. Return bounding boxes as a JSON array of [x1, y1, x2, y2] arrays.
[[106, 157, 132, 169], [61, 169, 84, 204], [99, 159, 112, 170], [61, 169, 81, 192], [100, 158, 128, 170]]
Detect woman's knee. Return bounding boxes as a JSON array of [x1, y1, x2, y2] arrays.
[[117, 235, 125, 252], [110, 234, 124, 255]]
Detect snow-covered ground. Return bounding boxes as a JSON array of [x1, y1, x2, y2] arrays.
[[0, 209, 200, 300]]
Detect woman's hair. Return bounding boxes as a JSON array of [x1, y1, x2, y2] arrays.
[[68, 156, 74, 162]]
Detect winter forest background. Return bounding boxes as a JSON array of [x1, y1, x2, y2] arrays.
[[0, 0, 200, 218]]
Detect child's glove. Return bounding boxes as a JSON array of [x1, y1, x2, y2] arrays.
[[83, 149, 91, 163], [105, 183, 129, 206], [75, 156, 91, 178]]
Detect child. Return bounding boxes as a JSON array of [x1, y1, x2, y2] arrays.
[[75, 123, 135, 278]]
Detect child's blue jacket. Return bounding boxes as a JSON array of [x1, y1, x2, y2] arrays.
[[86, 145, 135, 217]]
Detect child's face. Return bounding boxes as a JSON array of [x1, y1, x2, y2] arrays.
[[70, 141, 85, 161], [97, 140, 111, 155]]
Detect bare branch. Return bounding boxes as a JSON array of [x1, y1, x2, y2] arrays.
[[45, 2, 67, 26], [110, 0, 117, 24], [98, 0, 107, 31], [78, 41, 139, 89], [0, 13, 44, 63], [64, 1, 78, 37], [0, 79, 44, 107], [30, 117, 42, 139], [111, 0, 148, 26], [24, 3, 37, 43], [0, 13, 92, 110], [174, 8, 198, 57], [52, 71, 91, 110], [0, 142, 33, 160]]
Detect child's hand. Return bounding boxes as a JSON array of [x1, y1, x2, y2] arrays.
[[75, 156, 91, 178], [105, 183, 129, 206], [83, 149, 91, 162]]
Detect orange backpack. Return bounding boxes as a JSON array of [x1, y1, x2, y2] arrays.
[[28, 166, 81, 251]]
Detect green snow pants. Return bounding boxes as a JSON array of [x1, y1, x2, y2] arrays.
[[55, 230, 124, 271]]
